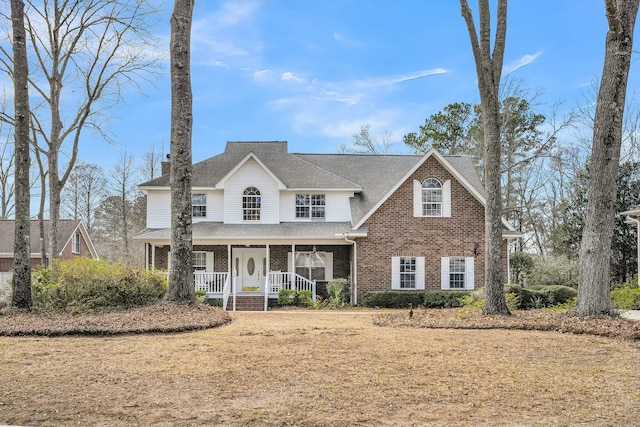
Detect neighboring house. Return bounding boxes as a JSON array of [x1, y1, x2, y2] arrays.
[[0, 220, 99, 299], [135, 141, 520, 311], [621, 207, 640, 283]]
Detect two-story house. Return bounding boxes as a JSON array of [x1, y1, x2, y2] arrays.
[[135, 141, 519, 310]]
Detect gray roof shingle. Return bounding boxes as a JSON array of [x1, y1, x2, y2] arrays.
[[0, 220, 82, 255]]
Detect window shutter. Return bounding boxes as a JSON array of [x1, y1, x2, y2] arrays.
[[442, 179, 451, 217], [287, 252, 292, 273], [465, 257, 475, 290], [413, 180, 422, 217], [391, 257, 400, 290], [440, 257, 450, 290], [416, 257, 425, 290], [206, 252, 214, 272], [325, 252, 333, 281]]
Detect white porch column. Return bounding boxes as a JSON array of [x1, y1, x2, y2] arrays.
[[145, 243, 149, 270], [151, 245, 156, 270], [291, 244, 296, 286]]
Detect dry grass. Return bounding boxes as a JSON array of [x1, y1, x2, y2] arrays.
[[1, 309, 640, 426]]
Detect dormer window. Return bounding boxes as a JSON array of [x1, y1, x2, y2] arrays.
[[243, 187, 261, 221]]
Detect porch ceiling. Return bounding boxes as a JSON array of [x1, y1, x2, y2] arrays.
[[134, 221, 367, 242]]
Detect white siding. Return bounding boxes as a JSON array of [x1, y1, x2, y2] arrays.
[[279, 191, 353, 222], [146, 190, 171, 228], [192, 190, 223, 223], [224, 157, 280, 224]]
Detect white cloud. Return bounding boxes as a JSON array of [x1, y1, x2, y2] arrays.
[[281, 72, 306, 84], [333, 32, 366, 48], [253, 69, 273, 82], [504, 51, 543, 75], [355, 68, 449, 88]]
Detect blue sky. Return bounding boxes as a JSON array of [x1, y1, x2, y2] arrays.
[[79, 0, 634, 169]]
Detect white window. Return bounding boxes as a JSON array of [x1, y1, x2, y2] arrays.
[[422, 178, 442, 216], [441, 257, 475, 290], [193, 251, 214, 272], [288, 251, 334, 282], [72, 233, 81, 254], [391, 256, 425, 290], [413, 179, 451, 218], [192, 193, 207, 217], [243, 187, 261, 221], [193, 252, 207, 271], [296, 194, 326, 219]]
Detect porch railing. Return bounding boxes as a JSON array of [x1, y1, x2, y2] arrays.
[[265, 271, 316, 310], [222, 273, 231, 311], [194, 272, 229, 294]]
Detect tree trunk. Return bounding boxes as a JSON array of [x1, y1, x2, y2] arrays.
[[11, 0, 32, 309], [167, 0, 195, 303], [578, 0, 640, 315], [461, 0, 509, 314]]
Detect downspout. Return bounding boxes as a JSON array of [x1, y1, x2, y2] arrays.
[[628, 217, 640, 286], [344, 234, 358, 306]]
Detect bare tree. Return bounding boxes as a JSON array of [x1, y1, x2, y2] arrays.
[[0, 136, 15, 219], [338, 124, 395, 154], [167, 0, 195, 303], [61, 161, 107, 233], [10, 0, 31, 309], [0, 0, 162, 265], [141, 143, 163, 181], [460, 0, 509, 314], [578, 0, 640, 315]]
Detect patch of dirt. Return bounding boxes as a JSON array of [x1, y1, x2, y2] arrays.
[[0, 310, 640, 426]]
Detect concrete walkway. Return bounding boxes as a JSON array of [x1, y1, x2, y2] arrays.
[[620, 310, 640, 320]]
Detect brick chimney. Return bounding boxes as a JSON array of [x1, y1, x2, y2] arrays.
[[161, 154, 170, 176]]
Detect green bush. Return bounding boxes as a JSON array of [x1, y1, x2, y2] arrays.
[[423, 291, 470, 308], [611, 288, 640, 310], [32, 258, 167, 313], [277, 289, 314, 307], [363, 291, 424, 308], [277, 289, 298, 306], [504, 284, 577, 309], [327, 278, 349, 306], [297, 290, 314, 308]]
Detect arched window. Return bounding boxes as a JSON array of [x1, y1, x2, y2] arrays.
[[422, 178, 442, 216], [243, 187, 261, 221]]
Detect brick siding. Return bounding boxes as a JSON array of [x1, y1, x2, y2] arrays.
[[355, 156, 503, 300]]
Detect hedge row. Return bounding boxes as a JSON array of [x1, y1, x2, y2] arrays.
[[362, 291, 470, 309], [504, 284, 577, 309]]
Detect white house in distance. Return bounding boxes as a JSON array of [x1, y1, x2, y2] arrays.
[[621, 206, 640, 284]]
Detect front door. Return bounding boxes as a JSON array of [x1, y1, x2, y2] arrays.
[[235, 248, 266, 292]]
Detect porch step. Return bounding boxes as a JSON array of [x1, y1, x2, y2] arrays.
[[232, 296, 265, 311]]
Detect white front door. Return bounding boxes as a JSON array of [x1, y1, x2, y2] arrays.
[[235, 248, 266, 292]]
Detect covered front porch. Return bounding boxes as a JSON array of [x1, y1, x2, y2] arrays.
[[190, 269, 316, 311]]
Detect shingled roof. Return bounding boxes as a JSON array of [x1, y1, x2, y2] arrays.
[[0, 220, 96, 257], [139, 141, 486, 228]]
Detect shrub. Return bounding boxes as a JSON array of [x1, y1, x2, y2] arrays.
[[423, 291, 470, 308], [277, 289, 298, 306], [504, 284, 577, 309], [327, 278, 349, 306], [528, 255, 578, 288], [611, 288, 640, 310], [297, 290, 314, 308], [32, 258, 167, 313], [277, 289, 314, 307], [362, 291, 424, 308]]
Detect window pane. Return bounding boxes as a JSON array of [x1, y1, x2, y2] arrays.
[[310, 267, 325, 281]]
